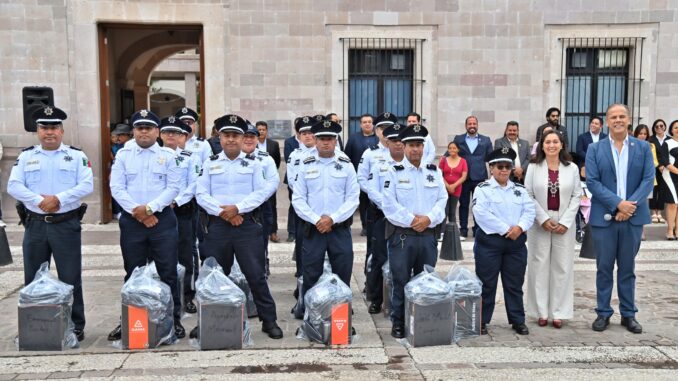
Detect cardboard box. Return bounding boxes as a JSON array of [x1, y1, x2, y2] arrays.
[[405, 298, 453, 347], [198, 303, 244, 350], [18, 304, 68, 351], [453, 295, 481, 341], [122, 304, 171, 349]]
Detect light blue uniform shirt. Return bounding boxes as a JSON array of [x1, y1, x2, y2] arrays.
[[609, 135, 629, 199], [184, 136, 213, 164], [292, 152, 360, 225], [110, 142, 182, 214], [253, 148, 280, 199], [366, 155, 403, 211], [196, 151, 269, 216], [382, 158, 447, 228], [287, 145, 315, 193], [357, 142, 389, 193], [174, 148, 202, 207], [472, 177, 536, 235], [423, 134, 436, 165], [8, 143, 94, 214]]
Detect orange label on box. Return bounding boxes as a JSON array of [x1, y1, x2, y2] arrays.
[[127, 305, 148, 349], [331, 303, 350, 345]]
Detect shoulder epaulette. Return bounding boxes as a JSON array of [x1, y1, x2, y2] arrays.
[[209, 155, 218, 161], [514, 183, 525, 188], [197, 137, 205, 141], [303, 156, 316, 164], [245, 153, 256, 160], [257, 151, 269, 156], [394, 165, 404, 171], [68, 145, 82, 151], [369, 145, 378, 151], [478, 181, 490, 188], [426, 164, 437, 171], [338, 156, 350, 163], [22, 146, 35, 152], [180, 150, 192, 156]]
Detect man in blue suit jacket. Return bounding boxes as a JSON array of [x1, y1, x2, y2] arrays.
[[585, 104, 654, 334], [453, 116, 494, 237], [576, 116, 606, 175]]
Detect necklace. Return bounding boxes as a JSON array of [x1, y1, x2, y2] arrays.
[[547, 169, 559, 198]]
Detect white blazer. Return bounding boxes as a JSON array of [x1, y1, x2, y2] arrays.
[[525, 161, 581, 228]]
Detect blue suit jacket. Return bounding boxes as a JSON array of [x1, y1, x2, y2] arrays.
[[576, 131, 607, 166], [453, 133, 493, 182], [585, 136, 654, 227]]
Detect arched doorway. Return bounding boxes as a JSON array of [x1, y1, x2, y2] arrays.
[[97, 23, 205, 223]]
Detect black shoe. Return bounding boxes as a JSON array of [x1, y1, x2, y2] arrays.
[[286, 235, 295, 242], [293, 287, 299, 300], [459, 230, 468, 238], [621, 317, 643, 334], [351, 327, 356, 336], [592, 316, 610, 332], [512, 323, 529, 335], [360, 228, 367, 236], [107, 324, 122, 341], [174, 321, 186, 339], [368, 302, 382, 314], [189, 326, 199, 339], [185, 300, 197, 314], [262, 321, 283, 339], [291, 304, 304, 320], [480, 323, 488, 335], [74, 329, 85, 342], [391, 324, 405, 339]]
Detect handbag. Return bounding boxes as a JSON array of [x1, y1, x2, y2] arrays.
[[440, 223, 463, 261], [578, 223, 596, 259]]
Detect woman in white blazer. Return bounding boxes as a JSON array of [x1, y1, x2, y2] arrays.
[[524, 130, 581, 328]]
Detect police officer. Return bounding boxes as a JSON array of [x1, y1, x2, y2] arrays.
[[108, 109, 185, 340], [195, 114, 283, 339], [382, 123, 447, 338], [291, 119, 360, 310], [242, 124, 280, 275], [175, 107, 212, 163], [159, 116, 201, 313], [8, 106, 93, 342], [472, 147, 536, 335], [365, 123, 405, 314]]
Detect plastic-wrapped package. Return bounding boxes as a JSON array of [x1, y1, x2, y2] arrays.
[[382, 261, 392, 316], [445, 265, 482, 341], [229, 260, 258, 318], [120, 265, 175, 349], [17, 262, 79, 350], [404, 265, 454, 347], [195, 257, 252, 350], [297, 266, 353, 346], [147, 261, 186, 311]]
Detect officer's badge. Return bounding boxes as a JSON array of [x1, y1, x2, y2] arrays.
[[63, 155, 73, 162], [315, 115, 323, 121], [302, 116, 309, 123], [168, 115, 176, 123], [181, 107, 188, 114], [426, 174, 435, 183], [413, 124, 421, 132], [502, 147, 509, 154], [241, 160, 249, 167], [229, 115, 238, 124], [384, 112, 391, 118], [323, 121, 331, 128], [140, 109, 148, 117], [394, 124, 400, 131], [44, 106, 53, 115], [514, 189, 521, 197], [334, 163, 342, 171]]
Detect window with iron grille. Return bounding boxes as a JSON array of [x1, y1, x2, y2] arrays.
[[341, 38, 425, 136], [559, 37, 644, 149]]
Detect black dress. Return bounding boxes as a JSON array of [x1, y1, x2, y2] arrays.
[[658, 138, 678, 204]]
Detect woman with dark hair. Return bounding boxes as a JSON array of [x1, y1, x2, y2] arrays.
[[525, 131, 581, 328], [649, 119, 669, 223], [439, 141, 468, 233], [658, 120, 678, 240], [634, 124, 657, 240]]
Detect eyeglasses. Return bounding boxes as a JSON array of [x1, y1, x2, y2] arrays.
[[495, 164, 512, 171]]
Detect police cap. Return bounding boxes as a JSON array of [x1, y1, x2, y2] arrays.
[[131, 109, 160, 127], [374, 112, 398, 127], [294, 115, 316, 133], [160, 115, 190, 135], [311, 119, 342, 138], [383, 123, 404, 140], [33, 106, 67, 125], [174, 106, 198, 122], [398, 124, 428, 143], [487, 147, 516, 165], [216, 114, 248, 134]]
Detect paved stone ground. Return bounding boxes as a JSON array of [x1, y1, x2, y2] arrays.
[[0, 220, 677, 380]]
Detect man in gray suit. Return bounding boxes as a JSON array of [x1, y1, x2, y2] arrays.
[[494, 121, 530, 184]]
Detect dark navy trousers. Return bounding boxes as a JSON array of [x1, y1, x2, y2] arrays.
[[23, 217, 85, 330], [474, 229, 527, 325], [119, 209, 181, 321], [300, 225, 353, 301], [176, 209, 195, 300], [366, 215, 387, 305], [388, 232, 438, 325], [199, 217, 277, 322]]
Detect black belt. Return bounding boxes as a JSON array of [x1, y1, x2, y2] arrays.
[[174, 200, 196, 216], [26, 209, 79, 224], [393, 227, 435, 236]]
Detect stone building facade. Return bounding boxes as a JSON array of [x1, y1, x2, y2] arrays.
[[1, 0, 676, 222]]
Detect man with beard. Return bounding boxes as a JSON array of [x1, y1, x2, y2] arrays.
[[535, 107, 569, 149]]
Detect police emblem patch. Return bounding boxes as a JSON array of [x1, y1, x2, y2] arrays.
[[63, 155, 73, 162], [302, 116, 309, 123], [514, 189, 521, 197], [502, 147, 509, 154], [241, 160, 249, 167], [323, 121, 331, 128], [168, 115, 176, 123], [393, 124, 400, 130], [384, 112, 391, 118], [413, 124, 421, 132], [140, 109, 148, 117], [426, 174, 435, 183], [334, 163, 342, 170], [181, 107, 188, 114], [315, 115, 323, 121], [44, 106, 53, 116], [229, 115, 238, 124]]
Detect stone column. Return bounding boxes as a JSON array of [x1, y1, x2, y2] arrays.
[[184, 72, 197, 110]]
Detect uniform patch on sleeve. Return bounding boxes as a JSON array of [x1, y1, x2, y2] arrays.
[[384, 180, 390, 188], [367, 173, 373, 180]]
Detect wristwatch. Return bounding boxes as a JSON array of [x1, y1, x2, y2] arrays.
[[145, 205, 153, 216]]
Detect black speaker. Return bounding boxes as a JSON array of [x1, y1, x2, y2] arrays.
[[22, 87, 54, 132]]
